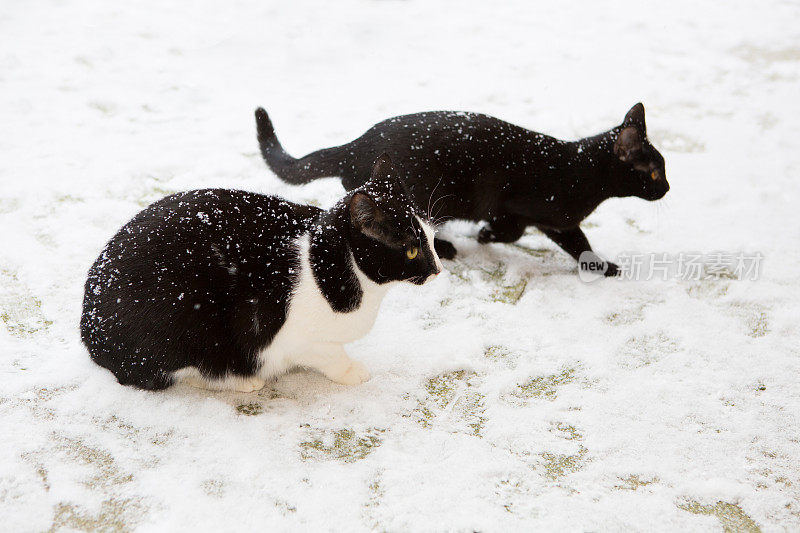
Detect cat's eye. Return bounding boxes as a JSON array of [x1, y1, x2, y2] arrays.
[[650, 170, 658, 181], [406, 247, 419, 260]]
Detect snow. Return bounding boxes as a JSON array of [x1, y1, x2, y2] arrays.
[[2, 0, 800, 530]]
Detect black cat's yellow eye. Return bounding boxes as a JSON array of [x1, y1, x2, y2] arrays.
[[406, 247, 419, 260], [650, 170, 658, 181]]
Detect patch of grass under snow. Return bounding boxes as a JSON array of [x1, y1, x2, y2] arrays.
[[299, 428, 384, 463], [678, 500, 761, 533], [408, 370, 486, 436]]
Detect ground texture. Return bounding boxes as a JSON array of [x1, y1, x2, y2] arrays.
[[1, 0, 800, 530]]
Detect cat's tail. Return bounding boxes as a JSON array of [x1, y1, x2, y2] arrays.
[[255, 108, 344, 184]]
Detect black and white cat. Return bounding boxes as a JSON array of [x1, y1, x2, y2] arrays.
[[80, 155, 442, 391], [255, 104, 669, 276]]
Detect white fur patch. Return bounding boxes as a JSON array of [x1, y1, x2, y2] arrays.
[[173, 232, 399, 389], [258, 234, 392, 380], [416, 215, 443, 275]]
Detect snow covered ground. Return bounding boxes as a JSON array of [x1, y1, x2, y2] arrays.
[[2, 0, 800, 530]]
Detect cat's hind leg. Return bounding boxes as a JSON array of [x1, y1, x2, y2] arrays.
[[478, 214, 526, 244], [293, 343, 370, 385], [116, 369, 174, 390]]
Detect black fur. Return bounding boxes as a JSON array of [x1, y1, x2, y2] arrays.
[[80, 156, 439, 390], [256, 104, 669, 276]]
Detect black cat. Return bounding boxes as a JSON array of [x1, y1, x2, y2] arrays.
[[80, 155, 442, 391], [255, 104, 669, 276]]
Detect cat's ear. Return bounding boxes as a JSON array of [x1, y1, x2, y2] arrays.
[[370, 153, 394, 182], [369, 152, 415, 203], [349, 191, 389, 240], [614, 126, 643, 163], [623, 103, 646, 133]]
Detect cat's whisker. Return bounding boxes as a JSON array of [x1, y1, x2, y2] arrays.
[[427, 176, 445, 220], [430, 194, 456, 224], [432, 214, 454, 227], [653, 198, 670, 234], [430, 192, 455, 220], [409, 218, 421, 240]]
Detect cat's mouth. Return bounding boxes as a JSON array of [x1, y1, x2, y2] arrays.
[[407, 272, 438, 285], [648, 180, 670, 200]]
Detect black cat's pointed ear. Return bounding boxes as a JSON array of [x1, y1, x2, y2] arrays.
[[349, 191, 386, 233], [369, 152, 415, 201], [614, 126, 643, 162], [623, 103, 646, 131], [370, 153, 394, 182]]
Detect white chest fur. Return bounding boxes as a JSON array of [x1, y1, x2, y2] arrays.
[[258, 233, 392, 378]]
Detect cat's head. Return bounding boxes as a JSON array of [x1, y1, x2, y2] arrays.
[[346, 154, 442, 285], [611, 103, 669, 201]]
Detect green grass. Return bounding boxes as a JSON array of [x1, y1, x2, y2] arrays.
[[49, 498, 145, 533], [0, 268, 52, 337], [540, 446, 587, 480], [235, 402, 263, 416], [512, 367, 577, 401], [299, 428, 384, 463], [409, 370, 486, 436], [678, 500, 761, 533]]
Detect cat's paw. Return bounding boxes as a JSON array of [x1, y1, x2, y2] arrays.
[[434, 238, 457, 260], [476, 227, 496, 244], [329, 360, 370, 386], [604, 262, 620, 277], [234, 376, 267, 393]]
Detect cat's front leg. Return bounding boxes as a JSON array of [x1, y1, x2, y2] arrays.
[[537, 226, 619, 277], [295, 343, 370, 385], [478, 214, 526, 244], [232, 375, 268, 393]]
